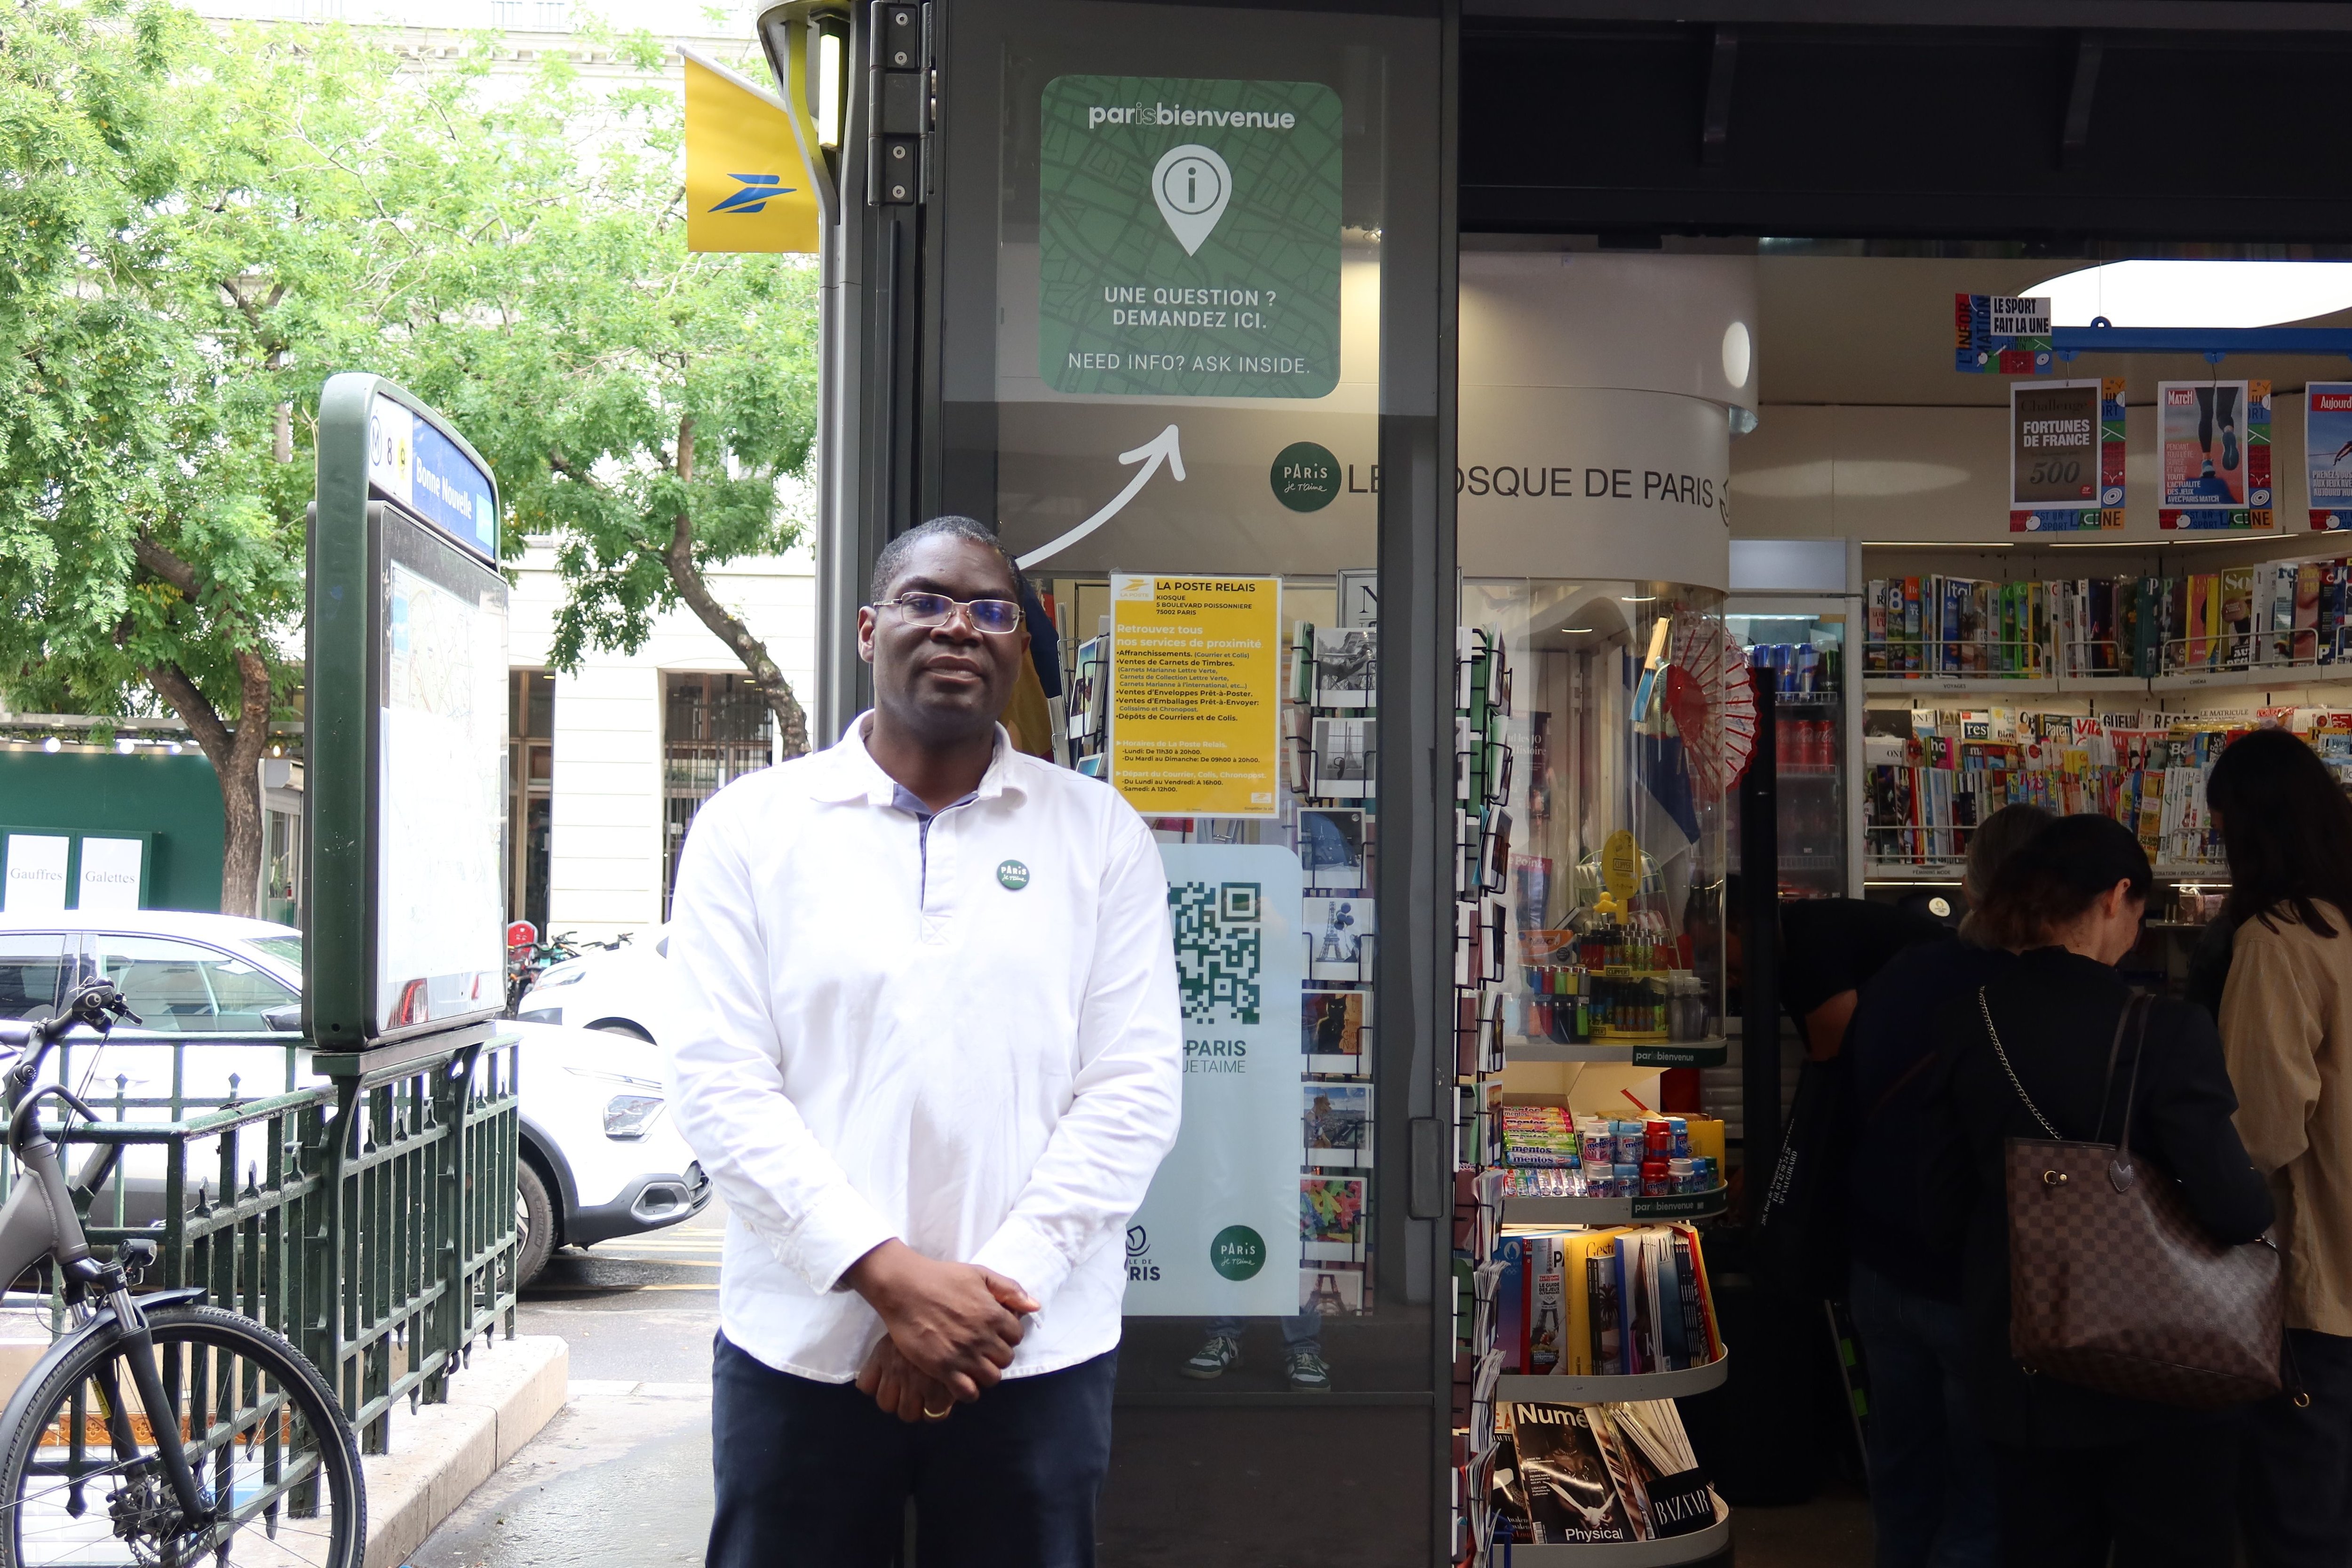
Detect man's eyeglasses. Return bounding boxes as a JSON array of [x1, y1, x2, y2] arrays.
[[873, 592, 1025, 636]]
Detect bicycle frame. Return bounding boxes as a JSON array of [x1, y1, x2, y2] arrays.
[[0, 1006, 217, 1533], [0, 1132, 91, 1304]]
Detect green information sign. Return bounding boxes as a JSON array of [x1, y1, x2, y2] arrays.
[[1039, 76, 1342, 399]]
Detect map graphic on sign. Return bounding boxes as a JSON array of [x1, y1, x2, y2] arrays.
[[1039, 76, 1343, 399]]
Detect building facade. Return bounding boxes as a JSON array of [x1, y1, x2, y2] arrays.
[[506, 542, 815, 946]]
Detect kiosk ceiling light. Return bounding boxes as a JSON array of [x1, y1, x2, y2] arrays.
[[2027, 260, 2352, 329], [1619, 595, 1657, 603]]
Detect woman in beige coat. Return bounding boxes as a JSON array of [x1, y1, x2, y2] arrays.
[[2213, 727, 2352, 1568]]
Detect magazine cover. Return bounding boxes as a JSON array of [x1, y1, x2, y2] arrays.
[[2161, 380, 2250, 509], [1495, 1235, 1529, 1372], [1530, 1237, 1564, 1373], [1313, 627, 1378, 708], [1300, 1176, 1367, 1262], [1589, 1242, 1624, 1376], [1490, 1426, 1529, 1531], [1301, 988, 1366, 1074], [1587, 1405, 1660, 1540], [2298, 563, 2322, 664], [1303, 1081, 1372, 1166], [1504, 1405, 1636, 1544], [1512, 852, 1553, 934], [2222, 566, 2256, 668], [1621, 1233, 1656, 1375]]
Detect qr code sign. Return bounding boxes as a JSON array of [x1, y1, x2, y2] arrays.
[[1169, 881, 1262, 1026]]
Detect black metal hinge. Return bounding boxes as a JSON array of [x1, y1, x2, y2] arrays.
[[867, 1, 930, 205]]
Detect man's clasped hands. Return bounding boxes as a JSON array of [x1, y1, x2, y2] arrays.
[[843, 1238, 1041, 1424]]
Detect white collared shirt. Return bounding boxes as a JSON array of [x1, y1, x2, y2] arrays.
[[664, 716, 1184, 1382]]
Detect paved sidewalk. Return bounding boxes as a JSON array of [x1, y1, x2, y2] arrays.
[[405, 1379, 713, 1567], [363, 1336, 570, 1568], [408, 1202, 725, 1567]]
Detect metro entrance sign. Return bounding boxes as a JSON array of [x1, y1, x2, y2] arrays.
[[1038, 76, 1343, 399], [308, 374, 509, 1049]]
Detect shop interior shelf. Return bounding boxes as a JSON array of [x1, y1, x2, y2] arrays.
[[1863, 665, 2352, 699], [1495, 1351, 1731, 1405], [1502, 1186, 1729, 1226], [1490, 1512, 1732, 1566], [1862, 674, 2059, 695], [2148, 662, 2352, 693], [1869, 862, 2228, 888], [1508, 1038, 1728, 1068]]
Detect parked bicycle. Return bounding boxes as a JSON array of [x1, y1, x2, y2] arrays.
[[0, 982, 363, 1567]]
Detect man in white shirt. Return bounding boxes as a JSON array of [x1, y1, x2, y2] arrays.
[[666, 515, 1184, 1568]]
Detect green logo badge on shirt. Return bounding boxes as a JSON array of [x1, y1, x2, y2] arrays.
[[997, 860, 1031, 891]]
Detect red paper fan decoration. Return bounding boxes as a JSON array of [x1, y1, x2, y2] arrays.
[[1663, 618, 1758, 795]]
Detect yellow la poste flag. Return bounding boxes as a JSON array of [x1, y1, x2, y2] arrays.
[[683, 49, 819, 254]]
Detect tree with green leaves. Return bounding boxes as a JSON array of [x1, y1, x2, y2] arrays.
[[0, 0, 816, 913], [0, 0, 302, 916]]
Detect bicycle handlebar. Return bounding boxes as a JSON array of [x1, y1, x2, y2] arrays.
[[1, 983, 140, 1133]]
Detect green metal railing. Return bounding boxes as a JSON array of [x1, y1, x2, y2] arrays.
[[29, 1027, 520, 1455]]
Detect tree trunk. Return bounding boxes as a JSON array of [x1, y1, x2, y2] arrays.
[[664, 416, 811, 758], [146, 651, 273, 917]]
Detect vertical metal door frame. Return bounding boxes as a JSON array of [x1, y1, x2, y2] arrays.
[[1367, 1, 1462, 1556], [794, 4, 1463, 1558]]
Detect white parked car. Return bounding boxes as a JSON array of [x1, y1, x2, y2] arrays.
[[0, 910, 709, 1286], [516, 925, 676, 1044]]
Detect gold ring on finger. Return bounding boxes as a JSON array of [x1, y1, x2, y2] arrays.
[[922, 1404, 951, 1421]]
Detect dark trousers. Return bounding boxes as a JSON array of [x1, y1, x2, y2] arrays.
[[1848, 1261, 1997, 1568], [707, 1333, 1117, 1568], [1990, 1425, 2241, 1568], [2242, 1327, 2352, 1568]]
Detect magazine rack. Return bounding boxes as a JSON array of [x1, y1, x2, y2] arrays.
[[1454, 586, 1740, 1566]]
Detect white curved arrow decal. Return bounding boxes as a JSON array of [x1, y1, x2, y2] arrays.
[[1015, 425, 1185, 570]]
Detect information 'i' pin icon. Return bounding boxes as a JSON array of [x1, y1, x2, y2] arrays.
[[1152, 143, 1232, 256]]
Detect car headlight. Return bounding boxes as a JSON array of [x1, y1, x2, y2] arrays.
[[602, 1094, 665, 1139], [560, 1066, 665, 1138], [534, 965, 587, 988]]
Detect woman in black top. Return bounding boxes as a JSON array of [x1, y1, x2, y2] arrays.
[[1924, 814, 2273, 1568]]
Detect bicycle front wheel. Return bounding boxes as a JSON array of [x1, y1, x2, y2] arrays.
[[0, 1303, 363, 1568]]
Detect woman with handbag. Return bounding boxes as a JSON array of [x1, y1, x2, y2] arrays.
[[2212, 728, 2352, 1568], [1925, 813, 2276, 1568]]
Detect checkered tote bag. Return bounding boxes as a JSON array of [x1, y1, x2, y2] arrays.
[[1980, 987, 2285, 1409]]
